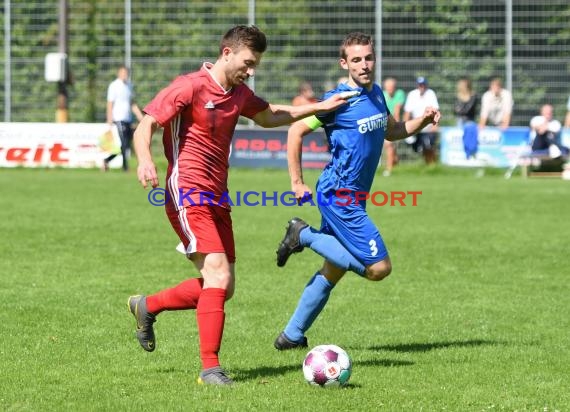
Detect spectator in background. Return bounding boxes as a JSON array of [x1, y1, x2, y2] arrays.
[[478, 77, 513, 129], [565, 96, 570, 128], [530, 103, 568, 157], [103, 65, 144, 172], [454, 76, 479, 159], [292, 81, 318, 106], [403, 76, 440, 164], [382, 77, 406, 176]]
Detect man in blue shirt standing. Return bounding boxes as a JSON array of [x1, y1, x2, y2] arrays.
[[274, 32, 441, 350]]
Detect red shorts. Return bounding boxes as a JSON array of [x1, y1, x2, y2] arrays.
[[165, 203, 235, 263]]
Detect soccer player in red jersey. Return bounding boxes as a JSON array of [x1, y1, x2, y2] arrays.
[[127, 25, 350, 385]]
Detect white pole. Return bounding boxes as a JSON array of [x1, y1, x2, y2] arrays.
[[375, 0, 382, 85], [506, 0, 512, 92], [125, 0, 132, 69], [248, 0, 255, 93], [248, 0, 255, 128], [4, 0, 11, 121]]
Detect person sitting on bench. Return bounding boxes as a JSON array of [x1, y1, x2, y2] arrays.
[[530, 104, 569, 158]]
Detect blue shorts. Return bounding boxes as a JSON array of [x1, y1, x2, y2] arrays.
[[318, 191, 388, 266]]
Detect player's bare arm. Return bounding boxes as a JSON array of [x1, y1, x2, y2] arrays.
[[385, 106, 441, 142], [133, 114, 160, 188], [131, 103, 145, 122], [287, 120, 315, 203], [252, 93, 349, 128]]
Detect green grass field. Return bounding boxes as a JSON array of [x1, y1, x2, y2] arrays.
[[1, 164, 569, 411]]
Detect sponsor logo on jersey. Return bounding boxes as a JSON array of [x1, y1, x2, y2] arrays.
[[349, 98, 363, 107], [356, 113, 388, 134], [204, 100, 215, 109]]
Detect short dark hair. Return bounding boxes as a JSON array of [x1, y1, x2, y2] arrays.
[[220, 25, 267, 55], [339, 32, 374, 59]]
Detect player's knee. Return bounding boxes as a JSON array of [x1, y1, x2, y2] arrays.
[[204, 271, 232, 289], [365, 260, 392, 281], [199, 253, 234, 289]]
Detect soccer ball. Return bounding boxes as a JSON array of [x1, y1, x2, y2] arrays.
[[302, 344, 352, 387]]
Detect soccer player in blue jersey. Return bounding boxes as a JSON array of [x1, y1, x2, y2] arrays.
[[274, 32, 441, 350]]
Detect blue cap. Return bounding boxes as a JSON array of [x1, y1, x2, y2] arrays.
[[416, 76, 428, 85]]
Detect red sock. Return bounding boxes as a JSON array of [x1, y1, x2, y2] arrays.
[[197, 288, 227, 370], [146, 278, 204, 315]]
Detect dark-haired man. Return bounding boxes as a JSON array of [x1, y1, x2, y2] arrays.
[[128, 25, 351, 385]]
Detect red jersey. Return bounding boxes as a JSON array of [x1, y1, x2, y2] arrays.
[[144, 63, 269, 210]]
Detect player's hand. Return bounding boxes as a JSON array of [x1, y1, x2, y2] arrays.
[[292, 182, 313, 205], [422, 106, 441, 126], [317, 92, 357, 112], [137, 160, 159, 189]]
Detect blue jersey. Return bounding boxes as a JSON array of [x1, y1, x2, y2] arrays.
[[316, 83, 390, 194]]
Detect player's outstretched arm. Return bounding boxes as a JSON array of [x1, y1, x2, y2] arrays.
[[131, 102, 145, 123], [385, 106, 441, 142], [253, 93, 349, 128], [134, 114, 160, 188], [288, 120, 316, 204]]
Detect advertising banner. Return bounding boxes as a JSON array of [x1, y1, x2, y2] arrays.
[[0, 122, 122, 168], [230, 128, 330, 169], [4, 123, 567, 170], [439, 126, 532, 168]]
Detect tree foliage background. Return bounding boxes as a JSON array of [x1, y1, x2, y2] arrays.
[[1, 0, 569, 126]]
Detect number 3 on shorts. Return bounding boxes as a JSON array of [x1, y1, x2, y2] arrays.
[[369, 239, 378, 257]]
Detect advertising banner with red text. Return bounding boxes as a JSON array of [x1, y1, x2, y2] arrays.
[[0, 122, 122, 168], [230, 127, 330, 169]]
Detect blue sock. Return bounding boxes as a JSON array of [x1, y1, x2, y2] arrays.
[[284, 272, 334, 342], [300, 227, 365, 275]]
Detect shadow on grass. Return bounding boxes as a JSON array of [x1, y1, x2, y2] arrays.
[[233, 363, 299, 381], [367, 339, 498, 353], [354, 358, 414, 368], [234, 357, 413, 382]]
